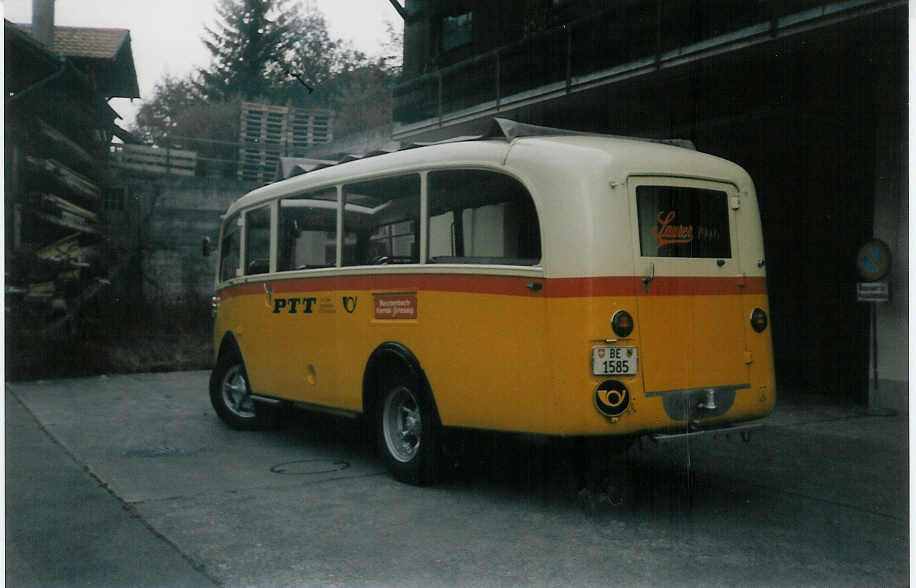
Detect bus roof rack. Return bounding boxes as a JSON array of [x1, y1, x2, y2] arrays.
[[483, 118, 697, 150], [283, 118, 695, 180]]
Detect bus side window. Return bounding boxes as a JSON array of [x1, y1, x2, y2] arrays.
[[343, 174, 420, 266], [244, 206, 271, 275], [219, 213, 241, 282], [428, 169, 541, 265], [277, 189, 337, 271]]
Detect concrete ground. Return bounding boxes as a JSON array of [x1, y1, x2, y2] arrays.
[[5, 371, 910, 587]]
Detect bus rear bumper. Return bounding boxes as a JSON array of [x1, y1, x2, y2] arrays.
[[648, 421, 764, 443]]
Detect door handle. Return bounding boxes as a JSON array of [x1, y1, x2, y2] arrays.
[[263, 282, 273, 308], [526, 281, 543, 292], [642, 263, 655, 292]]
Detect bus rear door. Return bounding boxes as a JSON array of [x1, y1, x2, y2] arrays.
[[629, 177, 749, 397]]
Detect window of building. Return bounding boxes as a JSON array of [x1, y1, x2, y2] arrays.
[[428, 169, 541, 265], [441, 10, 473, 52], [342, 175, 420, 266], [219, 213, 241, 282], [277, 189, 338, 271], [244, 206, 271, 275]]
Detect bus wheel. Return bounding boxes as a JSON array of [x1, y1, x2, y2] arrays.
[[377, 375, 439, 485], [209, 350, 277, 430]]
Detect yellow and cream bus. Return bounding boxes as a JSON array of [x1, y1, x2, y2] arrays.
[[209, 119, 775, 484]]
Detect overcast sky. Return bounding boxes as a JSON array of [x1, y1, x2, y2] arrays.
[[3, 0, 399, 126]]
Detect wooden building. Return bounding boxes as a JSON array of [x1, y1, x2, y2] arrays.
[[5, 14, 140, 338]]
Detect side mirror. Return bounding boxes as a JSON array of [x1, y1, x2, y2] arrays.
[[201, 236, 212, 257]]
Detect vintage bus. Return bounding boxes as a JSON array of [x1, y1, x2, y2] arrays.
[[208, 119, 775, 484]]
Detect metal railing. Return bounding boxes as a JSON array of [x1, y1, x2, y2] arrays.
[[393, 0, 892, 127]]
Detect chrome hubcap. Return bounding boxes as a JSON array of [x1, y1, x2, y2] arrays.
[[221, 364, 255, 418], [383, 386, 422, 463]]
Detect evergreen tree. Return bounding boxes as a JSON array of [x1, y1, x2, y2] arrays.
[[198, 0, 345, 106], [199, 0, 291, 101]]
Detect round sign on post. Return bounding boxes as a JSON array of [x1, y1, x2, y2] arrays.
[[854, 238, 896, 416], [855, 239, 892, 282]]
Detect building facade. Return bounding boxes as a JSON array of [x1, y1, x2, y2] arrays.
[[392, 0, 907, 409]]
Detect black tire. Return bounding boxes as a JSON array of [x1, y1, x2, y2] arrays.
[[209, 349, 279, 430], [375, 366, 440, 485]]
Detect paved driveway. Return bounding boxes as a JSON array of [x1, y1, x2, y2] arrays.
[[6, 372, 909, 587]]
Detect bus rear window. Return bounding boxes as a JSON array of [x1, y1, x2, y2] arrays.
[[637, 186, 731, 258]]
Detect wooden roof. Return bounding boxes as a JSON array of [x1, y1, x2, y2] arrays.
[[18, 24, 128, 58], [15, 24, 140, 98]]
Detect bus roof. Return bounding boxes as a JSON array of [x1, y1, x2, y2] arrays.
[[225, 119, 749, 217]]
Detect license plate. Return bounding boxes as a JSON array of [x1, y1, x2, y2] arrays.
[[592, 346, 638, 376]]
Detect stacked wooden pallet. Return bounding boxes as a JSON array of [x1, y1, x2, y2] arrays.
[[287, 108, 334, 157], [238, 102, 288, 183], [238, 102, 335, 183]]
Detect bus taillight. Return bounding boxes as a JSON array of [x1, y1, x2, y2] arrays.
[[611, 310, 634, 338], [750, 308, 768, 333]]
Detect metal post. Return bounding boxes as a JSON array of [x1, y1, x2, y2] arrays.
[[872, 303, 878, 393], [495, 49, 501, 109], [437, 71, 443, 125], [566, 25, 572, 92], [867, 300, 896, 416], [655, 0, 662, 69]]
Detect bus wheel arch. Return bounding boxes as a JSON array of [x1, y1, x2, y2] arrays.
[[216, 331, 242, 362], [210, 332, 281, 430], [363, 342, 442, 484]]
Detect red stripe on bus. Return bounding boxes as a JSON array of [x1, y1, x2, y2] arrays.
[[217, 274, 767, 299], [633, 276, 767, 296]]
